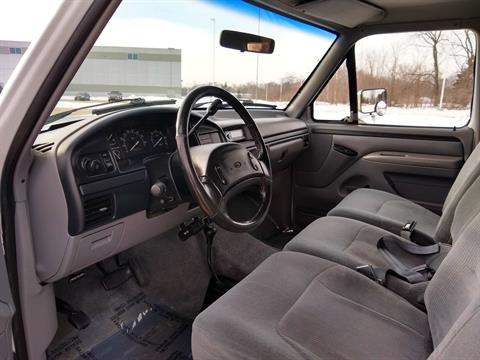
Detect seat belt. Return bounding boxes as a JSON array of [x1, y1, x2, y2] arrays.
[[379, 235, 440, 255], [377, 238, 433, 284], [356, 235, 440, 284]]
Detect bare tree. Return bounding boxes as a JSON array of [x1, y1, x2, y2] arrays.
[[387, 42, 401, 106], [417, 31, 446, 106], [448, 30, 476, 106], [450, 30, 475, 70]]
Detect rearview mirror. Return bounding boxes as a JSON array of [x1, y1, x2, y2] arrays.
[[359, 88, 387, 116], [220, 30, 275, 54]]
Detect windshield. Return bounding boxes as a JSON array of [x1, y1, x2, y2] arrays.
[[47, 0, 335, 117]]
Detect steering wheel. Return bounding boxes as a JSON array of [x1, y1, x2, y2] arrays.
[[176, 86, 272, 232]]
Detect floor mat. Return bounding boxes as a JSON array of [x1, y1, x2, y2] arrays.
[[47, 292, 192, 360], [263, 231, 296, 250], [213, 226, 277, 282]]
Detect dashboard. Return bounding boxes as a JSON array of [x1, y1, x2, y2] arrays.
[[69, 111, 224, 236], [86, 123, 175, 175], [29, 106, 309, 283], [74, 118, 177, 181]]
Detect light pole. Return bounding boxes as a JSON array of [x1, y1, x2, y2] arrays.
[[210, 18, 216, 86], [255, 9, 260, 99]]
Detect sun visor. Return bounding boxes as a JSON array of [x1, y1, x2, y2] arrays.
[[294, 0, 385, 28]]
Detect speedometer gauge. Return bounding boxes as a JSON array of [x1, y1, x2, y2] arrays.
[[119, 129, 146, 154], [150, 129, 166, 148]]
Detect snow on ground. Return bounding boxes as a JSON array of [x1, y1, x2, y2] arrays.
[[54, 97, 470, 128], [313, 102, 470, 128]]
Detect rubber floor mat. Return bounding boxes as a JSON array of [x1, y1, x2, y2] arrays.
[[47, 292, 192, 360]]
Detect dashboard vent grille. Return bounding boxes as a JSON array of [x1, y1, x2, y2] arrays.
[[83, 195, 114, 227], [32, 142, 54, 153]]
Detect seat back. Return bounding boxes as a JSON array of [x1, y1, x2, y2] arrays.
[[434, 144, 480, 243], [425, 175, 480, 359]]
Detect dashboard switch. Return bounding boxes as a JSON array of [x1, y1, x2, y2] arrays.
[[81, 157, 104, 174], [88, 159, 103, 173], [150, 180, 167, 197]]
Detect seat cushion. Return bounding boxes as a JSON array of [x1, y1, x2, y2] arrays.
[[192, 251, 432, 360], [328, 188, 440, 242], [285, 216, 449, 271]]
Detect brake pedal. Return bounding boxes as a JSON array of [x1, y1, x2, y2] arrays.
[[100, 266, 133, 291], [97, 255, 147, 290]]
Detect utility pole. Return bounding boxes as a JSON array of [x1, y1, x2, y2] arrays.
[[255, 9, 260, 99], [211, 18, 216, 86], [439, 77, 446, 109]]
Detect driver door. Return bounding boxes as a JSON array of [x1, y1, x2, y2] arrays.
[[0, 235, 14, 360]]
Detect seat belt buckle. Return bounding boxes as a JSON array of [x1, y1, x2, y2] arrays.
[[411, 264, 434, 280], [409, 264, 435, 281], [402, 221, 417, 233], [401, 221, 417, 240], [355, 265, 384, 285]]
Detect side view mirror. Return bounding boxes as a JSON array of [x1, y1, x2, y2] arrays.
[[359, 88, 387, 116], [220, 30, 275, 54]]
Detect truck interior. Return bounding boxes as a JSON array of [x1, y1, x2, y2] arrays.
[[1, 0, 480, 359]]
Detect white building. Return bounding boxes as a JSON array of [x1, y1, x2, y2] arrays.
[[0, 40, 29, 91], [0, 41, 181, 97], [66, 46, 182, 97]]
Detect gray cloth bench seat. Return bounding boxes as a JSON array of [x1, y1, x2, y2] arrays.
[[192, 175, 480, 360], [284, 215, 449, 274], [193, 251, 432, 360]]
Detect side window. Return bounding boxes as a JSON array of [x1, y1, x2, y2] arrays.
[[356, 30, 476, 127], [313, 61, 349, 120]]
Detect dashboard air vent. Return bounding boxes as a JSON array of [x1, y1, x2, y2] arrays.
[[32, 142, 54, 153], [83, 195, 114, 227]]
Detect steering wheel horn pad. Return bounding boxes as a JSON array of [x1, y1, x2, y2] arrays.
[[176, 86, 272, 232]]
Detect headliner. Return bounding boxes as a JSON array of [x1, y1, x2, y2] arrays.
[[255, 0, 480, 31]]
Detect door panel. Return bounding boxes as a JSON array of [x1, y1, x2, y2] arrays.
[[293, 124, 473, 230]]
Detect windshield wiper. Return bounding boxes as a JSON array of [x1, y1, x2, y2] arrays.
[[193, 100, 230, 110], [192, 99, 277, 110], [92, 98, 176, 115], [48, 97, 146, 123], [44, 98, 177, 132], [239, 99, 277, 109]]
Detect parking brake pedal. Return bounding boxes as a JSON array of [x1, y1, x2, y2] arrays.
[[56, 298, 90, 330]]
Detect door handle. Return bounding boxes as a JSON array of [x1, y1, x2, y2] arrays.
[[333, 144, 358, 157]]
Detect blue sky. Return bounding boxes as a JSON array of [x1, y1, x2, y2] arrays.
[[114, 0, 336, 40], [97, 0, 336, 86], [1, 0, 337, 87]]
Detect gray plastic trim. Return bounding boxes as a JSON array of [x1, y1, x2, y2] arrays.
[[363, 152, 463, 169]]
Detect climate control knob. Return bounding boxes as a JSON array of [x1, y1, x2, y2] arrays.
[[150, 181, 167, 197]]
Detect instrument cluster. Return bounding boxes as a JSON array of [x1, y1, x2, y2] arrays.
[[107, 127, 173, 159]]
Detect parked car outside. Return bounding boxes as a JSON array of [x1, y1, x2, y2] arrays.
[[107, 91, 122, 102], [74, 92, 90, 101]]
